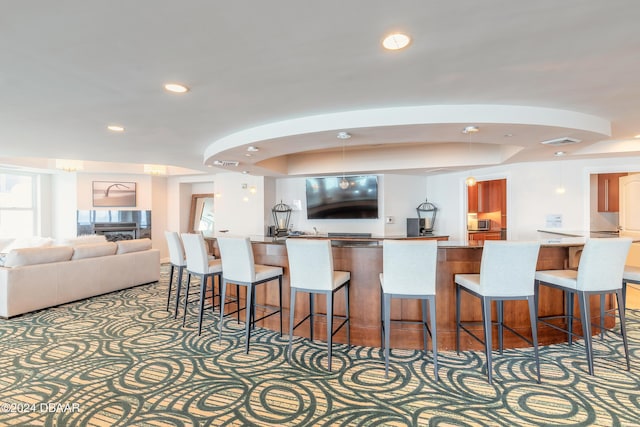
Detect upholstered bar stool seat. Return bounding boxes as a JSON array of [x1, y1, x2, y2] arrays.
[[380, 239, 438, 379], [217, 236, 283, 353], [455, 241, 541, 385], [535, 238, 632, 376], [181, 233, 223, 336], [286, 238, 350, 372]]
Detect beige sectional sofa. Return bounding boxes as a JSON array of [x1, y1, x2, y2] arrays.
[[0, 238, 160, 318]]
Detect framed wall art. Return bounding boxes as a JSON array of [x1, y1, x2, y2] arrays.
[[92, 181, 137, 207]]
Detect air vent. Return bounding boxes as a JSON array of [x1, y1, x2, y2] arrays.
[[212, 160, 239, 167], [539, 137, 582, 146]]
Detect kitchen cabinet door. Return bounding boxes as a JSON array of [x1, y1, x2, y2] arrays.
[[468, 184, 478, 213], [468, 232, 502, 241]]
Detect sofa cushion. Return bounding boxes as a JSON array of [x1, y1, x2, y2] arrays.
[[4, 246, 74, 268], [59, 235, 107, 247], [2, 236, 54, 253], [72, 242, 117, 260], [116, 238, 152, 254]]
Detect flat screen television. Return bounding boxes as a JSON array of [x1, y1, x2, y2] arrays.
[[306, 175, 379, 219]]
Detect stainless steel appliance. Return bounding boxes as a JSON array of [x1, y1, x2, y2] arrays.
[[476, 219, 491, 231]]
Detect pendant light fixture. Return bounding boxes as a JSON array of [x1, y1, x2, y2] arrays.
[[463, 126, 479, 186], [337, 131, 351, 190]]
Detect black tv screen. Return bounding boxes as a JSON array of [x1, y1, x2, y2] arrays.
[[306, 175, 379, 219]]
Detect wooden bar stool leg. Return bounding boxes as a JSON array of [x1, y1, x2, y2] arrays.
[[327, 291, 334, 371], [428, 296, 439, 381], [383, 293, 391, 378]]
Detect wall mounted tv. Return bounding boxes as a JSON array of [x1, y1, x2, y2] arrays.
[[306, 175, 379, 219]]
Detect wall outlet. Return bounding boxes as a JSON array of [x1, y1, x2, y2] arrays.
[[385, 216, 394, 224]]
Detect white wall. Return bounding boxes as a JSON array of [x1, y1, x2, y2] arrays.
[[213, 172, 267, 236], [76, 173, 153, 210], [273, 174, 428, 236], [50, 172, 78, 239], [426, 155, 640, 241]]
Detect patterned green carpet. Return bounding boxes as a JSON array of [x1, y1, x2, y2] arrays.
[[1, 266, 639, 426]]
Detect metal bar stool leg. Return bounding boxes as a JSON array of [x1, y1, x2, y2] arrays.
[[616, 288, 631, 371], [219, 280, 227, 344], [527, 296, 541, 383], [482, 296, 493, 385], [167, 264, 175, 311], [421, 299, 428, 355], [578, 290, 594, 375], [287, 288, 297, 361], [428, 295, 439, 381], [182, 273, 192, 327], [345, 282, 351, 349], [497, 300, 504, 354], [383, 293, 391, 378], [456, 284, 462, 354], [198, 274, 207, 336], [327, 291, 334, 371], [174, 266, 184, 319], [244, 284, 253, 354]]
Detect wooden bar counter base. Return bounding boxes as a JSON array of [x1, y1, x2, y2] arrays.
[[207, 236, 606, 352]]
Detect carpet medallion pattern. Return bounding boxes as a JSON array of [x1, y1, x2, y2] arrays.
[[1, 267, 639, 426]]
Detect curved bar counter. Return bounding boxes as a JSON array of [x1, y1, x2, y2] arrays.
[[207, 236, 608, 351]]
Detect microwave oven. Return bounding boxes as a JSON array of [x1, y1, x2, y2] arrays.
[[476, 219, 491, 231]]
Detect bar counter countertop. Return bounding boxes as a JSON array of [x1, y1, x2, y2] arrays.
[[205, 234, 603, 351]]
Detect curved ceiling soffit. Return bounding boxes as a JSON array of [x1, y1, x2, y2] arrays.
[[203, 104, 612, 175]]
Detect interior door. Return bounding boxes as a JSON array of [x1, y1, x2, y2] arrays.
[[619, 174, 640, 266], [619, 174, 640, 237]]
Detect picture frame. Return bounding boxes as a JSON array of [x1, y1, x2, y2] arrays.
[[92, 181, 137, 207]]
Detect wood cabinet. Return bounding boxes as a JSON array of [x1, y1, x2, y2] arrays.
[[468, 231, 502, 241], [597, 173, 627, 212], [467, 183, 478, 213], [468, 179, 506, 213]]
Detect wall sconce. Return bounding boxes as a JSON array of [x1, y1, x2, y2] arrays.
[[55, 159, 84, 172], [143, 164, 167, 175]]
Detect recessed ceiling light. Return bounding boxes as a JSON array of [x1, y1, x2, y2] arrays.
[[382, 33, 411, 50], [337, 131, 351, 139], [107, 125, 124, 132], [164, 83, 189, 93], [554, 151, 567, 156], [462, 126, 479, 134], [245, 153, 252, 157], [242, 170, 249, 174], [504, 133, 513, 138], [247, 146, 260, 152]]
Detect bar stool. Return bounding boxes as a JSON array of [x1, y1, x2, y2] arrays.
[[379, 239, 438, 379], [598, 265, 640, 339], [217, 236, 283, 353], [535, 238, 632, 375], [165, 231, 187, 317], [181, 233, 223, 335], [623, 265, 640, 306], [455, 241, 541, 385], [286, 238, 350, 372]]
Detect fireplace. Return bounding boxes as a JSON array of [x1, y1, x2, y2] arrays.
[[94, 222, 137, 242], [77, 210, 152, 241]]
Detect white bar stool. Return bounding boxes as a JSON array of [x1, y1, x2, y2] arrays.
[[455, 241, 541, 384], [286, 238, 350, 372], [217, 236, 283, 353], [380, 239, 438, 380], [181, 233, 223, 336], [165, 231, 190, 318], [535, 238, 632, 375]]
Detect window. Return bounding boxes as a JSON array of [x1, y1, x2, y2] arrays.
[[0, 172, 37, 237]]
